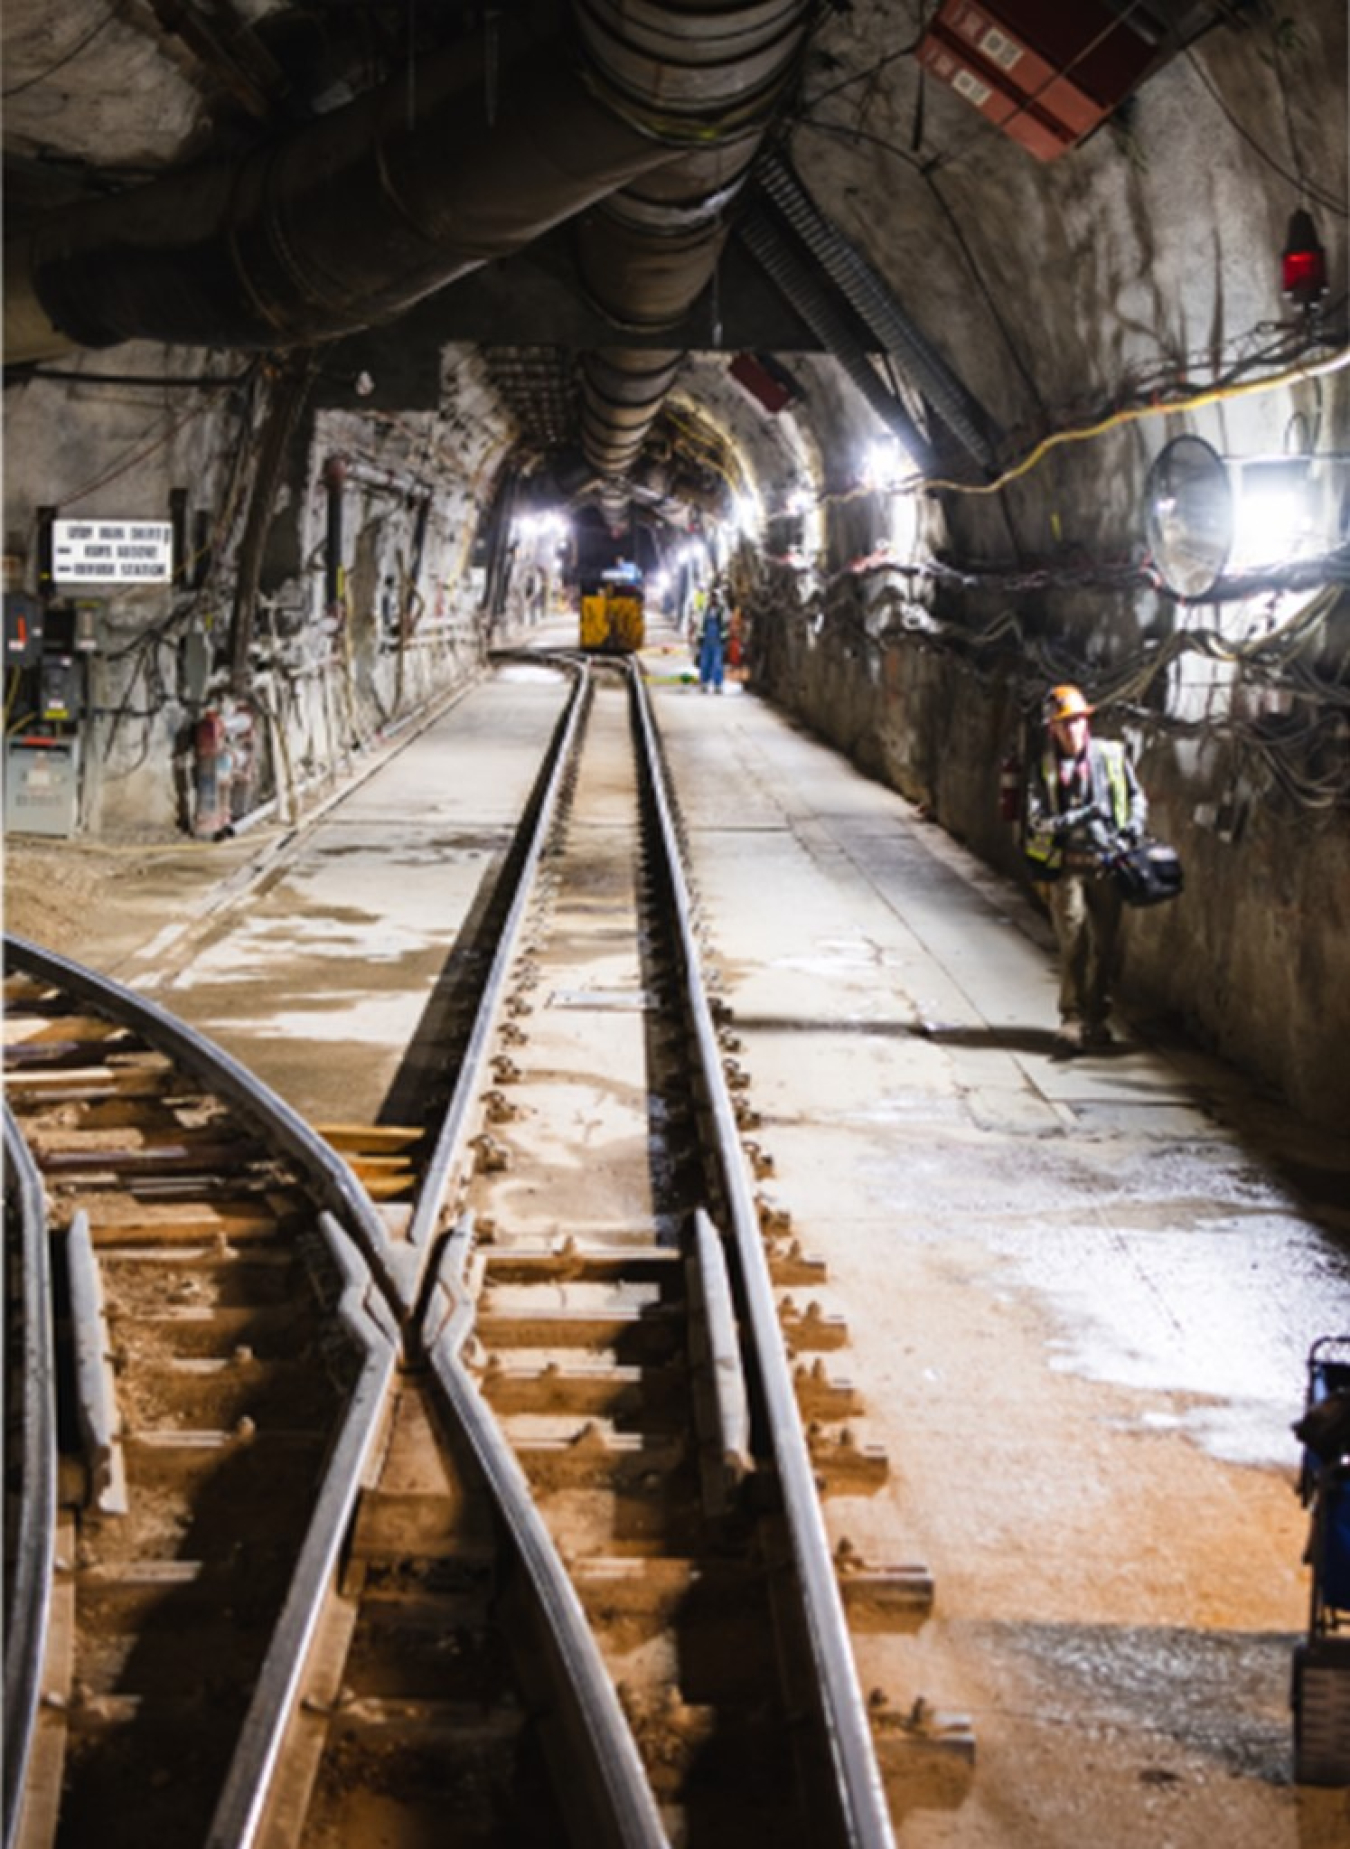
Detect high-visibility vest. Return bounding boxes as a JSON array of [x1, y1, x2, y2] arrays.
[[1024, 739, 1133, 875]]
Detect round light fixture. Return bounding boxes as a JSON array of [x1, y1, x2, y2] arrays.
[[1144, 435, 1233, 597]]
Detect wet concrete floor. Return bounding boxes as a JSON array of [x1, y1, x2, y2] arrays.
[[6, 622, 1350, 1846]]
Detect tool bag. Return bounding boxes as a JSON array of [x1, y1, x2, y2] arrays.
[[1111, 837, 1184, 907]]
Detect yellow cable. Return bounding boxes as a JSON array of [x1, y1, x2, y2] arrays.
[[919, 341, 1350, 498]]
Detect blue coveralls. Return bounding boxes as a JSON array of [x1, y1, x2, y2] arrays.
[[698, 605, 727, 691]]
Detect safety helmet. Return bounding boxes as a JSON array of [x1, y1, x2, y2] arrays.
[[1044, 683, 1093, 724]]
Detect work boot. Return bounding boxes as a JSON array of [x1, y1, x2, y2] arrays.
[[1053, 1019, 1084, 1054]]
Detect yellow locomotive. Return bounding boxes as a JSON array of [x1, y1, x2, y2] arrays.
[[579, 567, 645, 654]]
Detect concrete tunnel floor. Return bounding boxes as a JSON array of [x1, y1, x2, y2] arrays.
[[6, 616, 1350, 1848]]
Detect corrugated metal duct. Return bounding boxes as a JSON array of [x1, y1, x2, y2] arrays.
[[571, 0, 813, 487], [4, 34, 678, 364]]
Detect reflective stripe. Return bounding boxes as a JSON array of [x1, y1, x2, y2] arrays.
[[1024, 749, 1062, 868], [1025, 741, 1130, 873], [1099, 741, 1129, 827]]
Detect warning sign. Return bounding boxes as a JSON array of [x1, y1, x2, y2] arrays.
[[53, 520, 173, 585]]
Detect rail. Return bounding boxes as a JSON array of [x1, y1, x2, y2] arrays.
[[633, 665, 896, 1847], [2, 1107, 57, 1849], [206, 1216, 399, 1849], [5, 934, 400, 1308]]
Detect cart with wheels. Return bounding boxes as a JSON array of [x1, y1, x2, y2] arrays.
[[1292, 1335, 1350, 1786]]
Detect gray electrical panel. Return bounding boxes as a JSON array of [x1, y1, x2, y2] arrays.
[[5, 735, 81, 836]]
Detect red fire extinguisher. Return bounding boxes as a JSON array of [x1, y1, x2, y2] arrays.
[[193, 709, 230, 838], [999, 750, 1022, 824]]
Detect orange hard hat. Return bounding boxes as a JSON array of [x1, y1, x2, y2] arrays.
[[1044, 683, 1093, 723]]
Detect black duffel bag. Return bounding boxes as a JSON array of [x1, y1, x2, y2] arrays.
[[1111, 837, 1184, 907]]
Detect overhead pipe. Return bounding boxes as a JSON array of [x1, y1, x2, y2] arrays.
[[579, 348, 685, 480], [4, 31, 680, 363], [570, 0, 815, 501]]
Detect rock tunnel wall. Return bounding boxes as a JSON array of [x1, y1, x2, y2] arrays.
[[2, 345, 515, 835], [756, 570, 1350, 1135], [747, 2, 1349, 1132]]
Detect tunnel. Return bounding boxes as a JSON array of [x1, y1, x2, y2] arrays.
[[3, 0, 1350, 1841]]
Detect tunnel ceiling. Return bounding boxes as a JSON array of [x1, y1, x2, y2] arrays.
[[0, 0, 1292, 530]]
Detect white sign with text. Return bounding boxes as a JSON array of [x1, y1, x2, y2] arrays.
[[53, 520, 174, 584]]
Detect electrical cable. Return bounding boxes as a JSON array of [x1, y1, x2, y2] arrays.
[[919, 340, 1350, 497], [1181, 43, 1348, 220], [2, 11, 114, 99], [21, 367, 251, 390], [745, 545, 1350, 810], [787, 114, 1046, 417], [796, 12, 930, 116]]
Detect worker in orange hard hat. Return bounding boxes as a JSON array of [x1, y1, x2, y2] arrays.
[[1044, 683, 1093, 723], [1023, 683, 1147, 1052]]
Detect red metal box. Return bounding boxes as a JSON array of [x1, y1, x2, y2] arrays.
[[920, 0, 1160, 158], [917, 26, 1076, 162]]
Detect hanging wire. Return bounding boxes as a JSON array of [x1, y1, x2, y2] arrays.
[[918, 342, 1350, 498], [2, 11, 114, 100], [1182, 43, 1348, 220]]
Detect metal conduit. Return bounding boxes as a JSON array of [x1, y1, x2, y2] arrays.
[[571, 0, 814, 494], [4, 36, 678, 363], [757, 153, 999, 476], [580, 349, 686, 478], [739, 204, 938, 475]]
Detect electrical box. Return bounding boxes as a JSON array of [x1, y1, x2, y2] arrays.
[[4, 592, 43, 666], [730, 353, 796, 415], [5, 735, 81, 837], [40, 654, 81, 722], [918, 0, 1163, 161]]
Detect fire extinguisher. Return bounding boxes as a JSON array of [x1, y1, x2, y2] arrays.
[[193, 708, 230, 838], [999, 749, 1022, 824]]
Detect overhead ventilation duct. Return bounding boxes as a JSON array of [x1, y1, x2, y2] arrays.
[[756, 153, 1000, 477], [571, 0, 814, 500], [580, 348, 685, 481], [4, 33, 678, 363]]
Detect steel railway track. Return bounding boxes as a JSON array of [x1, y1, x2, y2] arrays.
[[5, 650, 948, 1847], [2, 937, 401, 1849]]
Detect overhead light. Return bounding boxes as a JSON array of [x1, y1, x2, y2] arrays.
[[1146, 435, 1349, 594], [862, 437, 909, 494], [1282, 208, 1327, 310], [1232, 457, 1314, 569]]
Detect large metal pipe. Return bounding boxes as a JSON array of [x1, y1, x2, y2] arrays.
[[580, 349, 686, 478], [5, 34, 676, 363], [571, 0, 813, 494]]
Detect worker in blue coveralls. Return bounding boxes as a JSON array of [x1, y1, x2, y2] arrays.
[[697, 582, 729, 694], [1023, 683, 1147, 1053]]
